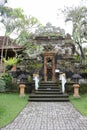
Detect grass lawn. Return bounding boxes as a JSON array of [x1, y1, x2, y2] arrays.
[[0, 93, 28, 128], [69, 94, 87, 117]]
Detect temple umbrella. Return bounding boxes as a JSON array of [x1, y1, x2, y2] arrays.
[[72, 74, 82, 83], [18, 74, 27, 83]]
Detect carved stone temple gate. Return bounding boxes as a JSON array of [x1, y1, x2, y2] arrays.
[[44, 52, 55, 81]]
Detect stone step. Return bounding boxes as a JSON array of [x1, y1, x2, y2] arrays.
[[39, 86, 59, 89], [40, 83, 57, 86], [41, 81, 57, 83], [35, 91, 62, 94], [29, 97, 69, 102], [29, 94, 69, 98], [40, 83, 58, 86], [28, 81, 69, 102], [37, 88, 60, 91]]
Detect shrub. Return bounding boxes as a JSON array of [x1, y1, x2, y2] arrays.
[[0, 78, 6, 92], [65, 83, 73, 94], [2, 73, 12, 91], [65, 83, 87, 94], [79, 83, 87, 94], [3, 57, 18, 66], [11, 83, 19, 92]]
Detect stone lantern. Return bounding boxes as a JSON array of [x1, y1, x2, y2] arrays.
[[72, 74, 82, 98], [18, 74, 27, 97]]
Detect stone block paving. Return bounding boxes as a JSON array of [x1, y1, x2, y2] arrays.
[[1, 102, 87, 130]]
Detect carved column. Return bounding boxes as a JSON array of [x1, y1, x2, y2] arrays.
[[44, 57, 47, 81], [52, 57, 55, 81], [44, 52, 55, 81]]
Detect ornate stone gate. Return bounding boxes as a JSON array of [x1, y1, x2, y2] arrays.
[[44, 52, 55, 81]]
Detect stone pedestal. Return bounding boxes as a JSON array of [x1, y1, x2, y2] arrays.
[[73, 84, 80, 98], [19, 84, 26, 97]]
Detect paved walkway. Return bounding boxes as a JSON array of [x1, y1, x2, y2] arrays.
[[1, 102, 87, 130]]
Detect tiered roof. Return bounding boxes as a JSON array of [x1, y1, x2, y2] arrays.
[[0, 36, 23, 50]]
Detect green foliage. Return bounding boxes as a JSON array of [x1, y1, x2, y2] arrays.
[[66, 83, 73, 93], [27, 75, 32, 82], [0, 4, 41, 71], [0, 78, 6, 92], [13, 8, 25, 19], [64, 6, 87, 60], [3, 57, 18, 66], [73, 55, 80, 62], [66, 83, 87, 94], [80, 83, 87, 94], [2, 73, 12, 90], [16, 15, 41, 45], [28, 61, 42, 70], [11, 83, 19, 92], [83, 65, 87, 73], [0, 7, 26, 35]]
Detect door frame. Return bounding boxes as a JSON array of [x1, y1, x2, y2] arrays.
[[44, 52, 55, 81]]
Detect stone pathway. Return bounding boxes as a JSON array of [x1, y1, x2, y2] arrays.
[[1, 102, 87, 130]]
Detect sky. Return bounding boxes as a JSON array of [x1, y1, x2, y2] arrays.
[[0, 0, 87, 35]]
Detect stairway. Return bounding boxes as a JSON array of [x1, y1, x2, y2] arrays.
[[28, 81, 69, 102]]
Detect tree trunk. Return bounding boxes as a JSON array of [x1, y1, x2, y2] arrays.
[[76, 41, 85, 64], [5, 37, 9, 59]]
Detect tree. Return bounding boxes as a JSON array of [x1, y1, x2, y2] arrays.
[[64, 6, 87, 63], [0, 4, 41, 71], [0, 7, 25, 69], [16, 15, 41, 45], [15, 15, 42, 60]]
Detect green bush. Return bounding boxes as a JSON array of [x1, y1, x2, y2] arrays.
[[79, 83, 87, 94], [65, 83, 73, 93], [3, 57, 18, 66], [11, 83, 19, 92], [65, 83, 87, 94], [2, 73, 12, 91], [0, 78, 6, 92]]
